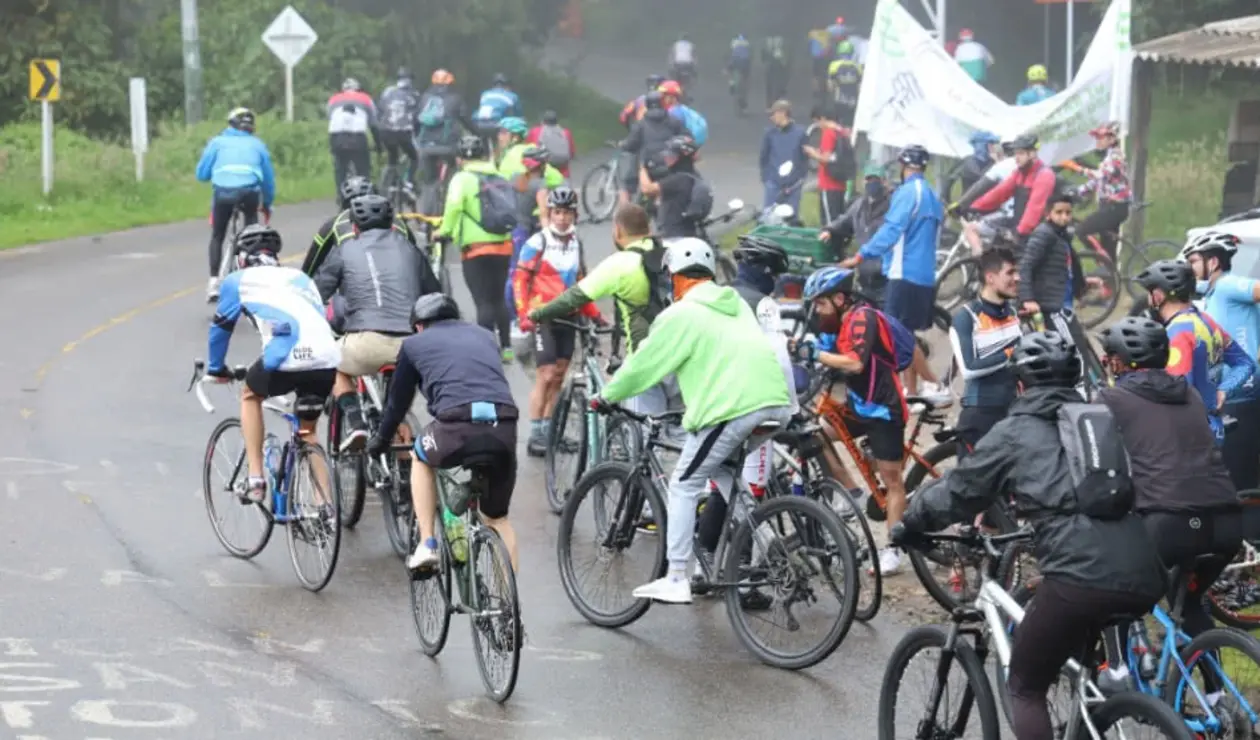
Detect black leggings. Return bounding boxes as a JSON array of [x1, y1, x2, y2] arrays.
[[1223, 399, 1260, 491], [1075, 201, 1129, 261], [1009, 578, 1157, 740], [208, 189, 260, 276], [463, 254, 511, 349]]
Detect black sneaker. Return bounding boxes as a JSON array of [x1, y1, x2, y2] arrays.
[[526, 432, 546, 458]]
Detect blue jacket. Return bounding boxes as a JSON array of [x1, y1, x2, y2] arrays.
[[473, 87, 521, 123], [858, 172, 942, 287], [758, 122, 809, 188], [1015, 84, 1055, 106], [196, 128, 276, 207]]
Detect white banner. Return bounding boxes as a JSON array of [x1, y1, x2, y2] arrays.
[[853, 0, 1133, 163]]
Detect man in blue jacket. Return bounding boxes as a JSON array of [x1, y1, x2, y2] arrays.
[[196, 107, 276, 302], [758, 100, 809, 222], [841, 144, 944, 396], [473, 73, 523, 151]]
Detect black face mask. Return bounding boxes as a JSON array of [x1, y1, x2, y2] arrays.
[[864, 180, 885, 200]]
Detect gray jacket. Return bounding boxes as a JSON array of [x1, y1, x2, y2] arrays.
[[315, 228, 442, 335]]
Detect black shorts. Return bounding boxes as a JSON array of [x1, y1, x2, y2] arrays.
[[413, 419, 518, 519], [884, 279, 936, 332], [535, 324, 576, 366], [841, 415, 905, 462], [244, 360, 336, 401]]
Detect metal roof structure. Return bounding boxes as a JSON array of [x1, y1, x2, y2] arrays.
[[1134, 15, 1260, 68]]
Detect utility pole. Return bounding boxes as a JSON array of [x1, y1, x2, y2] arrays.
[[181, 0, 203, 125]]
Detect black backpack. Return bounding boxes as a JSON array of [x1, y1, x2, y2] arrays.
[[684, 174, 715, 223], [825, 135, 857, 183], [638, 238, 674, 324], [473, 173, 519, 235], [1057, 402, 1135, 520]]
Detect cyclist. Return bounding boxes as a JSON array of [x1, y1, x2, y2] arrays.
[[1074, 121, 1131, 262], [1016, 64, 1056, 106], [962, 134, 1056, 250], [620, 92, 687, 206], [513, 187, 600, 456], [762, 34, 790, 107], [1019, 193, 1075, 319], [326, 78, 380, 202], [892, 331, 1166, 740], [726, 34, 753, 114], [377, 67, 423, 197], [367, 294, 520, 572], [504, 147, 567, 315], [807, 104, 855, 223], [807, 26, 833, 97], [472, 73, 522, 150], [801, 266, 913, 575], [951, 140, 1018, 253], [434, 135, 516, 362], [620, 74, 665, 129], [639, 135, 712, 240], [1096, 316, 1242, 690], [207, 224, 339, 526], [759, 100, 809, 219], [668, 33, 697, 93], [313, 194, 442, 449], [949, 246, 1022, 458], [525, 111, 576, 178], [302, 176, 416, 279], [840, 145, 947, 401], [495, 116, 532, 176], [1183, 231, 1260, 488], [196, 107, 275, 302], [952, 29, 994, 84], [594, 238, 793, 604], [954, 130, 1000, 198], [825, 41, 862, 127], [1136, 260, 1256, 443], [416, 69, 478, 192]]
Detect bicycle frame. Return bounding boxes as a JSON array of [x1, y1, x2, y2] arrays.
[[435, 469, 506, 620], [260, 400, 310, 525]]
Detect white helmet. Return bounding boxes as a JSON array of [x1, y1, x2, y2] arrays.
[[664, 237, 716, 278], [1180, 230, 1240, 262]]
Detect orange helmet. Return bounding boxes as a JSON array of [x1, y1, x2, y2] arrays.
[[658, 80, 683, 97], [431, 68, 454, 85]]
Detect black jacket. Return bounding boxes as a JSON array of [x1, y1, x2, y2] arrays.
[[825, 193, 890, 259], [903, 386, 1167, 599], [415, 85, 477, 148], [1099, 370, 1240, 514], [1019, 221, 1071, 312], [622, 109, 686, 168]]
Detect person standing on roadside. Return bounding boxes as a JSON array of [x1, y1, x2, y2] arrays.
[[819, 162, 892, 301], [326, 79, 380, 205], [805, 105, 855, 225], [758, 100, 809, 220]]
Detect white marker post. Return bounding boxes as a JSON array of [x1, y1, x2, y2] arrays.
[[41, 101, 53, 196], [129, 78, 149, 182], [1066, 0, 1076, 82], [261, 6, 318, 122]]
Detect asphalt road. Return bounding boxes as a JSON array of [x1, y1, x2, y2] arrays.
[[0, 51, 919, 739]]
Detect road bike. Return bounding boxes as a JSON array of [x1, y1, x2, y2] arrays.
[[879, 527, 1193, 739], [211, 200, 269, 300], [556, 404, 860, 670], [190, 361, 341, 592], [580, 140, 626, 223], [409, 449, 522, 703], [1207, 491, 1260, 629], [379, 160, 417, 216]]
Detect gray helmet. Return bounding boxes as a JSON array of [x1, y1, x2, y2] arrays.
[[1100, 316, 1170, 369], [410, 293, 460, 326], [547, 185, 578, 211], [1010, 331, 1081, 388], [349, 194, 394, 231], [339, 175, 376, 204], [1011, 134, 1039, 152]]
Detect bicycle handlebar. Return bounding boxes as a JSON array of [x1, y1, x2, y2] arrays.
[[590, 398, 684, 427], [189, 360, 247, 414], [917, 526, 1034, 560], [551, 317, 615, 336]]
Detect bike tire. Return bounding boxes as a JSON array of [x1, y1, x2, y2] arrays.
[[716, 253, 738, 285], [724, 495, 858, 669], [556, 461, 667, 628], [409, 516, 452, 657], [935, 256, 980, 313], [203, 418, 274, 558], [877, 624, 1001, 740], [813, 478, 882, 622], [1076, 690, 1194, 740], [1164, 626, 1260, 725], [545, 382, 588, 514], [906, 442, 991, 613], [602, 413, 642, 463], [286, 442, 341, 593], [326, 406, 366, 529], [469, 525, 522, 703], [1073, 250, 1121, 329], [1123, 238, 1182, 301], [992, 579, 1038, 727], [381, 411, 421, 559], [581, 163, 617, 223]]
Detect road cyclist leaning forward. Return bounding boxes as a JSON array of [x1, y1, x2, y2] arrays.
[[205, 224, 340, 528], [302, 176, 417, 278], [592, 238, 794, 604], [367, 294, 521, 572]]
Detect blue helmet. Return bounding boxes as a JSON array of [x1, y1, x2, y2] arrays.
[[498, 116, 528, 136], [803, 266, 855, 301], [969, 130, 999, 146]]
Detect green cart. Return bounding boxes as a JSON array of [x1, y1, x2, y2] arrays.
[[745, 223, 837, 299]]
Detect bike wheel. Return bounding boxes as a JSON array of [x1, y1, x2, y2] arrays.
[[1164, 626, 1260, 735], [877, 624, 1001, 740], [469, 525, 522, 703], [381, 411, 421, 558], [936, 256, 980, 313], [557, 462, 666, 627], [724, 495, 858, 669], [812, 478, 882, 622], [286, 443, 341, 592], [716, 253, 738, 285], [545, 382, 588, 514], [1077, 691, 1195, 740], [410, 514, 452, 657], [1123, 238, 1182, 301], [327, 406, 366, 529], [203, 418, 273, 558], [581, 163, 617, 223], [1207, 545, 1260, 630], [602, 413, 642, 463], [1073, 250, 1121, 329]]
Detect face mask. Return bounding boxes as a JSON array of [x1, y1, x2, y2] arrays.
[[550, 222, 575, 237], [1196, 279, 1210, 297], [864, 180, 885, 199]]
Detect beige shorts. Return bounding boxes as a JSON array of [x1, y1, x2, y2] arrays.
[[338, 332, 406, 377]]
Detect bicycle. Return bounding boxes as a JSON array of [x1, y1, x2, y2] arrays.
[[1207, 492, 1260, 629], [409, 449, 522, 703], [879, 527, 1194, 739], [189, 360, 342, 592], [379, 160, 416, 216], [541, 317, 616, 514], [580, 140, 625, 223], [398, 212, 451, 296], [212, 201, 269, 295], [556, 404, 860, 670]]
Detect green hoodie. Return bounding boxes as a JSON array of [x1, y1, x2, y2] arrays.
[[602, 281, 791, 431]]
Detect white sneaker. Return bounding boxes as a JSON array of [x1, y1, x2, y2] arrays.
[[872, 547, 902, 576], [407, 542, 440, 571], [340, 428, 368, 453], [915, 382, 953, 408], [632, 574, 693, 604], [205, 277, 221, 303]]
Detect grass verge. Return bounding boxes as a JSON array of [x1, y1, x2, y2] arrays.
[[0, 70, 621, 250]]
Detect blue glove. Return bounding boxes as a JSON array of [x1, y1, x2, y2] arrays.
[[793, 339, 818, 364]]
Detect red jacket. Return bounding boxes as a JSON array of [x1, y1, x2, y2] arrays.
[[526, 125, 577, 177], [971, 159, 1057, 236]]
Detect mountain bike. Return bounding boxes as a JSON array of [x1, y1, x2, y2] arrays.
[[880, 527, 1193, 739], [190, 361, 341, 592], [580, 140, 625, 223], [542, 317, 616, 514]]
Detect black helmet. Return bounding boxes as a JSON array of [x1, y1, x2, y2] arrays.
[[1011, 134, 1039, 152], [397, 66, 412, 80], [665, 135, 698, 159], [1100, 316, 1170, 369], [542, 109, 559, 125], [236, 224, 282, 267], [644, 91, 665, 110], [410, 293, 460, 326], [734, 235, 790, 274], [646, 73, 666, 89], [493, 72, 510, 86], [339, 175, 376, 205], [1010, 331, 1081, 388], [1000, 140, 1015, 156], [456, 135, 488, 160], [547, 185, 579, 211], [898, 144, 930, 168], [349, 194, 394, 231], [1135, 259, 1194, 301]]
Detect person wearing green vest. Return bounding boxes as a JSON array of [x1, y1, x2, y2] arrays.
[[496, 116, 531, 174], [434, 135, 516, 361]]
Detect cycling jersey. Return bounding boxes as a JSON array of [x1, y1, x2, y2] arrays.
[[837, 305, 907, 423], [980, 159, 1017, 217], [971, 159, 1055, 236], [533, 238, 653, 354], [732, 280, 799, 414], [326, 90, 377, 135], [209, 266, 340, 374], [313, 227, 442, 335], [512, 230, 599, 321], [1016, 84, 1055, 106], [435, 160, 512, 250], [953, 40, 992, 82], [1077, 146, 1131, 203], [304, 210, 416, 277], [473, 86, 521, 125], [1165, 305, 1257, 439], [195, 128, 276, 208], [378, 84, 421, 132], [858, 172, 942, 287], [1204, 274, 1260, 362], [950, 298, 1021, 408]]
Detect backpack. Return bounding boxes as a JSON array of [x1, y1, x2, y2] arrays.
[[382, 95, 412, 131], [675, 105, 709, 147], [878, 311, 917, 372], [473, 173, 519, 235], [418, 93, 448, 130], [638, 239, 674, 324], [731, 42, 751, 63], [684, 175, 715, 222], [1057, 403, 1135, 520], [536, 124, 572, 168], [824, 132, 857, 183]]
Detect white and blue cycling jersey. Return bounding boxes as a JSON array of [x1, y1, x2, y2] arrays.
[[208, 266, 341, 373], [473, 88, 521, 124]]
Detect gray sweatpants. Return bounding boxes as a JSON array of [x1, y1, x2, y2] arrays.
[[666, 405, 794, 569]]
